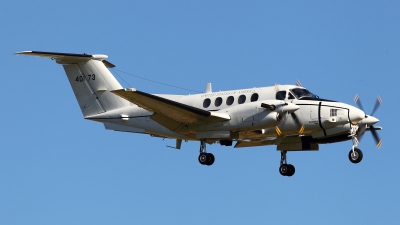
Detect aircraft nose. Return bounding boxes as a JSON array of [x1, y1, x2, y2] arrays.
[[349, 107, 365, 124], [360, 115, 379, 125]]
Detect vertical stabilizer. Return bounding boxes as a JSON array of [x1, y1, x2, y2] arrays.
[[16, 51, 130, 117]]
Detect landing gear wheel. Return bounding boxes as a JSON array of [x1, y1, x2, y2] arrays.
[[206, 153, 215, 166], [279, 164, 295, 176], [287, 164, 295, 176], [198, 153, 215, 166], [349, 148, 363, 164], [279, 164, 289, 176], [198, 153, 208, 165]]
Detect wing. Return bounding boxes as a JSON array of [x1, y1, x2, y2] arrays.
[[111, 88, 230, 124]]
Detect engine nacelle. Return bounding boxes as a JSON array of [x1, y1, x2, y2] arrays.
[[189, 101, 289, 133]]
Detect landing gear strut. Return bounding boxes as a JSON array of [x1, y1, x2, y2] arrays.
[[348, 124, 363, 164], [279, 151, 295, 176], [198, 140, 215, 166]]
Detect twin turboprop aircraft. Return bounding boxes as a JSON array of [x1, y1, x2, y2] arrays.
[[17, 51, 382, 176]]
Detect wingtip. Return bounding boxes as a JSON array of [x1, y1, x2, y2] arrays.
[[15, 51, 32, 55]]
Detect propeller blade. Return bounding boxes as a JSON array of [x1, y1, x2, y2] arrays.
[[354, 94, 365, 111], [279, 111, 289, 125], [290, 113, 304, 134], [370, 125, 382, 148], [370, 95, 382, 116], [275, 112, 288, 136], [296, 80, 302, 87], [275, 126, 283, 136], [291, 113, 301, 127], [356, 124, 367, 141]]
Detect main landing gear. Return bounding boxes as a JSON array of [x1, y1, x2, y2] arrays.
[[279, 151, 295, 177], [198, 140, 215, 166], [348, 124, 364, 164]]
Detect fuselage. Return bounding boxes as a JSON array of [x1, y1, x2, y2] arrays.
[[91, 84, 373, 144]]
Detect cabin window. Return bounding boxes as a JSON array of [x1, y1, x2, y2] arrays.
[[226, 96, 234, 105], [238, 95, 246, 104], [330, 109, 338, 117], [215, 97, 223, 107], [251, 93, 259, 102], [276, 91, 286, 100], [203, 98, 211, 108]]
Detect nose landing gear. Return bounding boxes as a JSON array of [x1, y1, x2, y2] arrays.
[[348, 124, 364, 164]]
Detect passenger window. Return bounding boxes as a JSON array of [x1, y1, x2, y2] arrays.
[[203, 98, 211, 108], [226, 96, 234, 105], [215, 97, 222, 107], [238, 95, 246, 104], [251, 93, 259, 102], [276, 91, 286, 100]]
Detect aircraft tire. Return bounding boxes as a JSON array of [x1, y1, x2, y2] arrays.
[[206, 153, 215, 166], [279, 164, 289, 176], [198, 153, 208, 165], [348, 148, 363, 164], [287, 164, 295, 176]]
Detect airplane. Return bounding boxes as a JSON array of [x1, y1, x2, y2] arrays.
[[16, 51, 382, 176]]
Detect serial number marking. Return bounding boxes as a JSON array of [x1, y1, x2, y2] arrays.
[[75, 74, 95, 82]]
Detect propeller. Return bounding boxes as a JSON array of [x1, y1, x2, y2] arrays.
[[273, 83, 304, 136], [354, 94, 382, 148]]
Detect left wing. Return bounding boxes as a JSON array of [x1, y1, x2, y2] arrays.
[[111, 88, 230, 124]]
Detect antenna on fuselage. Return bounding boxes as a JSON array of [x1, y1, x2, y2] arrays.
[[205, 83, 212, 93]]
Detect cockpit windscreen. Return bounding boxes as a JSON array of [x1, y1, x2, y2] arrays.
[[290, 88, 319, 99]]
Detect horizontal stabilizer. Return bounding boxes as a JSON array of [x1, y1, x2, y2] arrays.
[[15, 51, 115, 67], [104, 122, 145, 133]]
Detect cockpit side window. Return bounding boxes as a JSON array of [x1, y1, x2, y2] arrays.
[[276, 91, 286, 100]]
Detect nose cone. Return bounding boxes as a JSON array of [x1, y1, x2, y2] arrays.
[[360, 115, 379, 125], [349, 106, 365, 124]]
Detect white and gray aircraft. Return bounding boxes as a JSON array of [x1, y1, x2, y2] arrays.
[[17, 51, 382, 176]]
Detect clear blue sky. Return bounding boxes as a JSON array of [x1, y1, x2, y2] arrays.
[[1, 1, 399, 224]]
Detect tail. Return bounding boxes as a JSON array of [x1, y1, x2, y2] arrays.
[[16, 51, 130, 117]]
